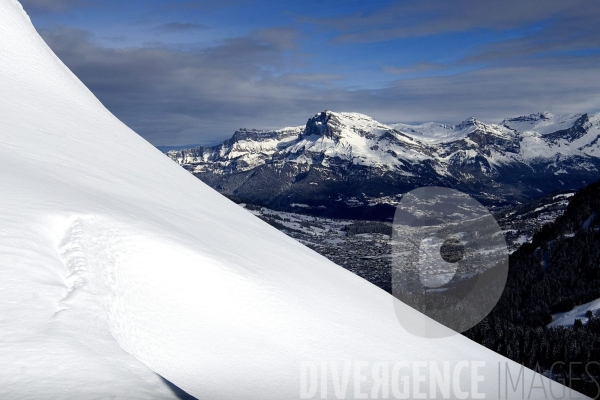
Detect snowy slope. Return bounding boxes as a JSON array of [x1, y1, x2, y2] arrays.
[[501, 112, 582, 135], [390, 119, 477, 144], [0, 1, 588, 399], [549, 298, 600, 328]]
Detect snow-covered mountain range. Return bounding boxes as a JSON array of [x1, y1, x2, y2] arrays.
[[168, 110, 600, 218]]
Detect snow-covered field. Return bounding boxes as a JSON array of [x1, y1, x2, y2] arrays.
[[0, 0, 588, 399], [549, 298, 600, 328]]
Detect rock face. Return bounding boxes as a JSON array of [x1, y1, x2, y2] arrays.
[[167, 110, 600, 219]]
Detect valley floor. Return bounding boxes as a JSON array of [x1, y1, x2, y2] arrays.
[[241, 189, 574, 293]]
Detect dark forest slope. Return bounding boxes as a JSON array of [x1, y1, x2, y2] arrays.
[[465, 178, 600, 398]]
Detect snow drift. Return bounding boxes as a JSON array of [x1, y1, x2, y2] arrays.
[[0, 1, 590, 399]]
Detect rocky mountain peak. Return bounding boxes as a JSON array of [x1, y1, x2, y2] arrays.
[[303, 110, 337, 139], [302, 110, 393, 142], [228, 127, 302, 144], [457, 116, 478, 128], [502, 112, 554, 125]]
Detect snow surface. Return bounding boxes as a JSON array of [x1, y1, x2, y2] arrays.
[[390, 120, 476, 144], [0, 1, 589, 399], [502, 112, 581, 135], [548, 298, 600, 328]]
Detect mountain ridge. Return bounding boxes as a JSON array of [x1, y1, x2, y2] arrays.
[[167, 110, 600, 219]]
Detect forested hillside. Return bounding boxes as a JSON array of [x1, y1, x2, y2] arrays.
[[465, 179, 600, 397]]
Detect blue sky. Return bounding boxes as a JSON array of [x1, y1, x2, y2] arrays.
[[21, 0, 600, 145]]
